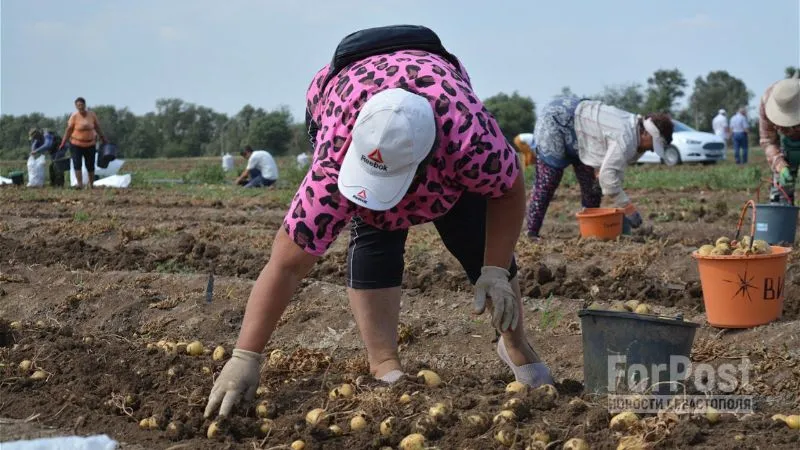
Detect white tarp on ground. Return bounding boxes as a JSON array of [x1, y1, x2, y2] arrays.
[[70, 155, 126, 187], [0, 176, 12, 185], [2, 434, 118, 450], [94, 174, 131, 188]]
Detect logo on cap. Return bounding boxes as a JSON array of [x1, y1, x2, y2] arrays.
[[361, 148, 387, 171], [353, 189, 368, 203]]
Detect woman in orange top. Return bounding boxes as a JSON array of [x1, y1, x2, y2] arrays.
[[60, 97, 106, 188]]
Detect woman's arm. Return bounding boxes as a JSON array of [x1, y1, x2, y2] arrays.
[[60, 125, 74, 149], [484, 168, 526, 269], [235, 227, 320, 352]]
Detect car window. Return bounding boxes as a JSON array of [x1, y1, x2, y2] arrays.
[[672, 120, 694, 132]]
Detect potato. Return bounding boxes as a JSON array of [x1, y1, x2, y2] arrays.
[[563, 438, 590, 450], [715, 237, 730, 246], [256, 385, 268, 397], [260, 419, 274, 435], [714, 243, 732, 255], [502, 398, 524, 411], [256, 401, 270, 418], [417, 369, 442, 387], [535, 384, 559, 402], [709, 247, 727, 256], [587, 302, 603, 310], [399, 433, 425, 450], [428, 402, 448, 420], [30, 369, 47, 381], [610, 411, 639, 431], [506, 381, 527, 393], [212, 345, 226, 361], [380, 416, 396, 436], [531, 430, 550, 444], [201, 366, 211, 375], [350, 414, 368, 431], [329, 424, 343, 436], [623, 300, 640, 312], [617, 435, 646, 450], [740, 235, 751, 247], [633, 304, 653, 315], [290, 440, 305, 450], [705, 406, 720, 424], [329, 383, 354, 400], [463, 413, 489, 430], [139, 416, 158, 430], [493, 409, 517, 425], [9, 321, 21, 329], [18, 360, 32, 372], [206, 421, 221, 438], [609, 301, 628, 312], [732, 248, 746, 256], [697, 245, 715, 256], [305, 408, 326, 426], [399, 392, 412, 404], [753, 240, 771, 254], [786, 415, 800, 429], [186, 341, 204, 356], [175, 342, 188, 354], [495, 428, 516, 446]]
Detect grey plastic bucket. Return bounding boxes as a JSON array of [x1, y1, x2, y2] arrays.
[[578, 309, 700, 395], [753, 203, 798, 246]]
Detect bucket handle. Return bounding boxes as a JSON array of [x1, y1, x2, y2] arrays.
[[733, 200, 757, 250], [755, 177, 794, 205]]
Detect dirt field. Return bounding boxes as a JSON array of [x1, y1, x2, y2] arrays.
[[1, 182, 798, 450]]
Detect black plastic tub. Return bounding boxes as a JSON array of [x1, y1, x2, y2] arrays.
[[578, 309, 700, 396]]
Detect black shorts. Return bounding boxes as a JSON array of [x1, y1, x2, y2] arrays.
[[346, 192, 519, 289], [70, 144, 96, 172]]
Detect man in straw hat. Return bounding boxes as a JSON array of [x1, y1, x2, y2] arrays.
[[760, 71, 800, 204]]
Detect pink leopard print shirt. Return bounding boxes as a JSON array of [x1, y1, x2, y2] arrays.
[[283, 49, 520, 256]]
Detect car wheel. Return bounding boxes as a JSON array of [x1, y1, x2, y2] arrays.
[[662, 146, 681, 166]]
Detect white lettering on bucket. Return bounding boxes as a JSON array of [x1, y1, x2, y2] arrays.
[[756, 222, 768, 232]]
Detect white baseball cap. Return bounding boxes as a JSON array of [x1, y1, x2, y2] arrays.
[[338, 88, 436, 211]]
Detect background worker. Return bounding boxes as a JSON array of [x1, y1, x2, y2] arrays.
[[729, 107, 750, 164], [59, 97, 107, 189], [760, 72, 800, 205], [526, 94, 673, 240], [236, 145, 279, 188], [29, 127, 66, 187], [513, 133, 536, 169]]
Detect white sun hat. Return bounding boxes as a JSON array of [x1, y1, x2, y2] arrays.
[[338, 88, 436, 211], [765, 72, 800, 127]]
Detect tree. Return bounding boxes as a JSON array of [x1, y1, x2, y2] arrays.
[[786, 66, 799, 78], [643, 69, 687, 114], [594, 83, 645, 114], [246, 107, 294, 155], [482, 91, 536, 142], [687, 71, 752, 132]]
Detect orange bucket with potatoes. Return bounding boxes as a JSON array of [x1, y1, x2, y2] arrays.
[[691, 200, 792, 328], [575, 208, 624, 240]]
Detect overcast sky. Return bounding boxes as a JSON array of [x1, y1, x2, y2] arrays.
[[2, 0, 798, 122]]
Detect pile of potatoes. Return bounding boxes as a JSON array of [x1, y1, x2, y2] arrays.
[[696, 236, 771, 257], [587, 300, 654, 315]]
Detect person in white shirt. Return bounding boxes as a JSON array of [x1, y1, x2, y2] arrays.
[[729, 107, 750, 164], [236, 146, 279, 187], [527, 94, 673, 240], [296, 152, 310, 169], [712, 109, 729, 142]]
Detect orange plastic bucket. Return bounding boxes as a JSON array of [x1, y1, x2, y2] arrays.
[[691, 200, 792, 328], [575, 208, 624, 240]]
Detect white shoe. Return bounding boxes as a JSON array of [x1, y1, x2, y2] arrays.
[[497, 336, 555, 387]]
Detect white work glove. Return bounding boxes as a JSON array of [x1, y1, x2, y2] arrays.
[[473, 266, 518, 332], [204, 349, 263, 418]]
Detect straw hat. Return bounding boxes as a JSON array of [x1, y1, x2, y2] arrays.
[[765, 71, 800, 127]]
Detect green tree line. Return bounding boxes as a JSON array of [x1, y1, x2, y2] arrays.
[[2, 67, 795, 160]]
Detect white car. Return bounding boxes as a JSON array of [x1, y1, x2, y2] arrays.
[[637, 120, 726, 166]]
